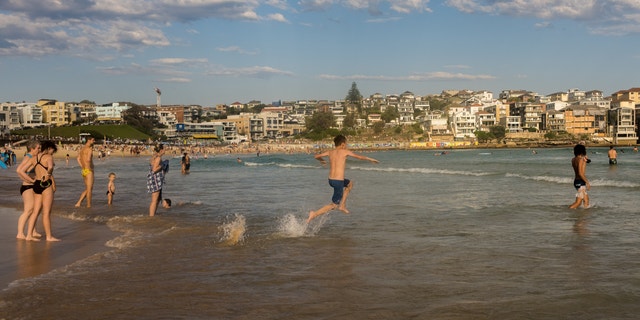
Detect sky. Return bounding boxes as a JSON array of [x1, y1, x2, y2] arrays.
[[1, 0, 639, 107]]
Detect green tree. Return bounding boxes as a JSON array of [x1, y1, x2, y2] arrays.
[[381, 106, 399, 123], [343, 112, 357, 129], [305, 111, 335, 136], [411, 123, 424, 135], [122, 104, 157, 137], [252, 104, 267, 113], [426, 97, 448, 111], [345, 82, 363, 115], [475, 130, 496, 143], [489, 125, 506, 141], [372, 121, 385, 134]]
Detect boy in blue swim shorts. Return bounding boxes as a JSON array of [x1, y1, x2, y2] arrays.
[[307, 135, 379, 223], [569, 144, 590, 209]]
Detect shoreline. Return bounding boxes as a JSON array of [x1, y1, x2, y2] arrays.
[[4, 139, 630, 162], [0, 206, 120, 290]]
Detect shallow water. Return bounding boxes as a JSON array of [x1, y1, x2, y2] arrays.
[[2, 147, 640, 319]]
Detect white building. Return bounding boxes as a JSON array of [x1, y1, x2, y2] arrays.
[[95, 103, 130, 121], [451, 110, 476, 140], [0, 103, 21, 130], [16, 103, 43, 127]]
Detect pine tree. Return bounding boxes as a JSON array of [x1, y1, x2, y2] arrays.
[[345, 82, 363, 115]]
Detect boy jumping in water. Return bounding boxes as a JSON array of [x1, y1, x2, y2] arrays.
[[569, 143, 590, 209], [307, 135, 379, 223]]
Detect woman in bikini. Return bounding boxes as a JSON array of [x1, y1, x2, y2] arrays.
[[16, 140, 41, 239], [26, 140, 60, 241]]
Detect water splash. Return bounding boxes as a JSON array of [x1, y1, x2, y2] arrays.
[[219, 213, 246, 246], [276, 213, 330, 237], [276, 213, 308, 238]]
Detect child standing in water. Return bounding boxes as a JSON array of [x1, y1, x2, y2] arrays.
[[107, 172, 116, 205], [569, 144, 590, 209], [307, 135, 379, 223]]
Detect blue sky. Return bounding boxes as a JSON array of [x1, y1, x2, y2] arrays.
[[1, 0, 639, 106]]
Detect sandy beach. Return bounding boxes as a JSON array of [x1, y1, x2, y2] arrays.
[[0, 207, 119, 289]]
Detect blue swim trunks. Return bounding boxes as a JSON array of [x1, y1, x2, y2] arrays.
[[573, 178, 586, 190], [329, 179, 351, 204]]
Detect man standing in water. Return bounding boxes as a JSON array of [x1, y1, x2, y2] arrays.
[[569, 144, 590, 209], [608, 145, 617, 165], [307, 135, 379, 223], [75, 137, 95, 208]]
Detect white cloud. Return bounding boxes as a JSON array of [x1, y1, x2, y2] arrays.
[[156, 77, 192, 83], [444, 64, 472, 69], [97, 63, 190, 77], [150, 58, 209, 66], [534, 21, 552, 29], [208, 66, 295, 78], [366, 16, 402, 23], [298, 0, 336, 12], [266, 13, 289, 23], [216, 46, 258, 55], [444, 0, 640, 35], [300, 0, 431, 14], [319, 71, 495, 81], [389, 0, 431, 14]]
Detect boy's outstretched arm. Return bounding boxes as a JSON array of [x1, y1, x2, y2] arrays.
[[314, 151, 329, 165], [348, 151, 379, 163]]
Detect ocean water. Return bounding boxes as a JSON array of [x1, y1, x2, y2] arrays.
[[2, 147, 640, 319]]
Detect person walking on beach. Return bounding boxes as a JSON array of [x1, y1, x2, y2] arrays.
[[27, 141, 60, 241], [75, 137, 95, 208], [148, 144, 168, 216], [608, 145, 617, 165], [307, 135, 379, 223], [569, 144, 590, 209], [16, 140, 42, 239], [106, 172, 116, 205]]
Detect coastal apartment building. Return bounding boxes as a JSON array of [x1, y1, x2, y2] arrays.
[[609, 105, 637, 144], [95, 103, 130, 122], [0, 103, 21, 130], [38, 99, 68, 126]]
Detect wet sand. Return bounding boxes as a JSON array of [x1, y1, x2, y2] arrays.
[[0, 207, 119, 290]]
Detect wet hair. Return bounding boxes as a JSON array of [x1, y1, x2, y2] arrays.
[[40, 140, 58, 153], [108, 172, 116, 178], [163, 199, 172, 207], [154, 144, 164, 153], [334, 135, 347, 147], [573, 144, 586, 156], [27, 140, 40, 151]]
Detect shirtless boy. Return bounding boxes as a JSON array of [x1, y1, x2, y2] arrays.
[[75, 137, 95, 208], [569, 144, 590, 209], [307, 135, 379, 223], [608, 145, 617, 165]]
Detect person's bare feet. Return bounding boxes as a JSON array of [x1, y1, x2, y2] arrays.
[[25, 236, 41, 242], [46, 236, 61, 242], [338, 207, 350, 214], [16, 234, 26, 240], [306, 210, 314, 224]]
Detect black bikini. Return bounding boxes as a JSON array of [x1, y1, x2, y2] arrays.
[[19, 154, 35, 195], [33, 155, 52, 194]]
